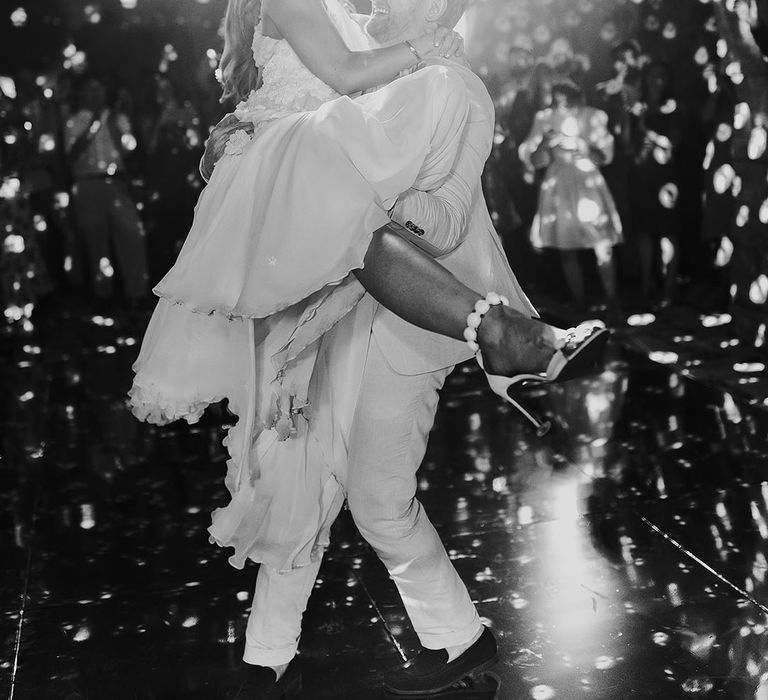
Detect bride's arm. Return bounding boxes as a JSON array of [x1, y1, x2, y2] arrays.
[[263, 0, 455, 95]]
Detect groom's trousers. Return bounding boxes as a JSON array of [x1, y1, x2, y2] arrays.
[[243, 313, 481, 666]]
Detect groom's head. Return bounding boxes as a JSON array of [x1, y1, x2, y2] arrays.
[[366, 0, 467, 45]]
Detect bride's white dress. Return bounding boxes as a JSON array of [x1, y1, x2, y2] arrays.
[[129, 5, 520, 572]]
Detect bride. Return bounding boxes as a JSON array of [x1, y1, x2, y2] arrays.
[[130, 0, 608, 694], [131, 0, 473, 418]]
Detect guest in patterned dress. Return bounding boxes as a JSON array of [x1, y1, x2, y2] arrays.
[[520, 79, 623, 316]]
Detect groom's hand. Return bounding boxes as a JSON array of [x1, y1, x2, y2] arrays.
[[200, 114, 255, 182]]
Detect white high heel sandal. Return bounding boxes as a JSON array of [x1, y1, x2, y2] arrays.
[[466, 298, 610, 436], [479, 325, 610, 435]]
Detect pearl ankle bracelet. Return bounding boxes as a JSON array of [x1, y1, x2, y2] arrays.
[[463, 292, 510, 353]]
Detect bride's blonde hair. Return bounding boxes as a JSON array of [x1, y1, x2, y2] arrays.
[[219, 0, 262, 104]]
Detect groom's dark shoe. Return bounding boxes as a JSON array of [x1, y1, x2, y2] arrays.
[[382, 627, 498, 696], [233, 659, 302, 699]]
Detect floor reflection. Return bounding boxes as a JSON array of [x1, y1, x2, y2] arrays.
[[3, 302, 768, 699]]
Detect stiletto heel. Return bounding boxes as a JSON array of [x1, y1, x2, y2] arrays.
[[506, 389, 552, 437], [477, 325, 610, 434], [507, 395, 552, 437], [483, 369, 552, 436]]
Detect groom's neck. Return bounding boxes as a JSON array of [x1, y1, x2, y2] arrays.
[[367, 26, 427, 49]]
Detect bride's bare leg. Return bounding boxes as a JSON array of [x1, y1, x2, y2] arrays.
[[354, 228, 558, 376]]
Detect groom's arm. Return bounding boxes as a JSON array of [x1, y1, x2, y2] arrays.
[[387, 74, 494, 258], [387, 121, 484, 257]]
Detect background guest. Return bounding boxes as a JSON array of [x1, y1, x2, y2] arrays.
[[13, 70, 73, 293], [140, 75, 203, 283], [699, 61, 738, 311], [596, 40, 645, 255], [484, 46, 538, 264], [0, 79, 52, 326], [64, 73, 148, 308], [520, 79, 622, 318], [628, 62, 683, 306]]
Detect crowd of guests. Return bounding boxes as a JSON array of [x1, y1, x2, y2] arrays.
[[485, 39, 718, 319], [0, 68, 209, 326]]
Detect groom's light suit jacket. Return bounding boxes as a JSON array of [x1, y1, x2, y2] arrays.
[[286, 9, 538, 379], [336, 18, 537, 376]]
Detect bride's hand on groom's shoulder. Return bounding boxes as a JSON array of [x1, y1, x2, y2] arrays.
[[426, 26, 465, 59], [433, 26, 464, 59], [409, 26, 464, 62]]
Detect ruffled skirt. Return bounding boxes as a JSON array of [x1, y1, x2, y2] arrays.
[[530, 154, 623, 250]]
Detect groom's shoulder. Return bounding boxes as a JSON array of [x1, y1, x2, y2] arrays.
[[421, 59, 494, 118], [421, 58, 487, 93]]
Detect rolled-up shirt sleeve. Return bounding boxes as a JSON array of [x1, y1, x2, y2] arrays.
[[389, 99, 492, 258]]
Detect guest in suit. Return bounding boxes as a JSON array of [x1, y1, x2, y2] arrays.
[[485, 46, 539, 263], [64, 74, 148, 304], [628, 62, 683, 304]]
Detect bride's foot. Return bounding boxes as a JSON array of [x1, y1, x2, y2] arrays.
[[477, 305, 608, 380], [474, 305, 610, 435], [475, 305, 558, 377]]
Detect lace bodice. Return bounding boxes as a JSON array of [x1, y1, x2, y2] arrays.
[[234, 25, 340, 126]]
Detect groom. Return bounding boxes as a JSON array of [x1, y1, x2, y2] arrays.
[[206, 1, 531, 697]]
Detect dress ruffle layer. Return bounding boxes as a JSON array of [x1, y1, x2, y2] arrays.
[[127, 383, 218, 426]]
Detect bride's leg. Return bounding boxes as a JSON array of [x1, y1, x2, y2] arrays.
[[354, 228, 559, 377]]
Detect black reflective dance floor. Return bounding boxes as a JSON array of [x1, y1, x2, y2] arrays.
[[3, 303, 768, 699]]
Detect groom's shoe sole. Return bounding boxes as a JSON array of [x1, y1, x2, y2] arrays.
[[383, 671, 500, 699], [382, 627, 498, 696]]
